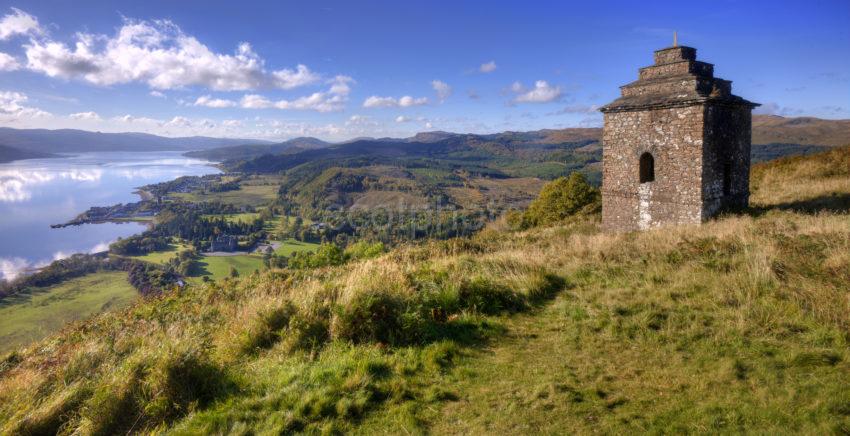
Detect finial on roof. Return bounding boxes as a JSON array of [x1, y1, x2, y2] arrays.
[[673, 31, 678, 47]]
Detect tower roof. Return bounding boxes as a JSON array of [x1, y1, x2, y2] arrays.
[[600, 45, 758, 113]]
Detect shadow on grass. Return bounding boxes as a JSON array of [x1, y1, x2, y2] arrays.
[[747, 192, 850, 217], [189, 259, 213, 278], [417, 274, 571, 348]]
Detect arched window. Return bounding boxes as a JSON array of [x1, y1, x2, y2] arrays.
[[639, 152, 655, 183]]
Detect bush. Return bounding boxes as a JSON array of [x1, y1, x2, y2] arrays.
[[456, 276, 525, 314], [238, 304, 298, 354], [344, 241, 385, 260], [333, 291, 406, 344], [510, 172, 600, 230], [289, 243, 346, 269]]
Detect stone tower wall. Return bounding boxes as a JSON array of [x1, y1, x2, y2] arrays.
[[600, 45, 757, 232], [601, 105, 706, 231], [701, 104, 752, 216]]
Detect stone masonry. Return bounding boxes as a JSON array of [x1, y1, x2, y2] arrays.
[[599, 45, 758, 232]]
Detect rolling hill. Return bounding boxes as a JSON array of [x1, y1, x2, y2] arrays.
[[0, 144, 56, 163], [187, 115, 849, 165], [0, 128, 273, 154], [752, 115, 850, 147], [183, 137, 330, 161]]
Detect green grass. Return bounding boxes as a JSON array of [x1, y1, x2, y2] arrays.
[[0, 272, 136, 353], [173, 184, 278, 207], [201, 213, 261, 224], [271, 238, 320, 256], [190, 254, 265, 280], [124, 241, 189, 265]]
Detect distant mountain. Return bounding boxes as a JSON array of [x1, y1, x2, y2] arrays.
[[184, 137, 330, 161], [0, 128, 274, 154], [185, 115, 850, 169], [752, 115, 850, 147], [0, 144, 56, 163]]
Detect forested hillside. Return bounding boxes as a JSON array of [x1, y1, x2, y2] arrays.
[[2, 146, 849, 434]]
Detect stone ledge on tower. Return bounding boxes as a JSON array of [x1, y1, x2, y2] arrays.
[[600, 45, 758, 113]]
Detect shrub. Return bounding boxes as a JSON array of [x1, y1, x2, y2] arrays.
[[511, 172, 600, 230], [457, 276, 525, 314], [238, 303, 298, 354], [289, 243, 346, 269], [280, 313, 330, 353], [333, 291, 406, 344], [344, 241, 385, 260]]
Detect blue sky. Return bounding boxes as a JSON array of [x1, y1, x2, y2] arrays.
[[0, 0, 847, 141]]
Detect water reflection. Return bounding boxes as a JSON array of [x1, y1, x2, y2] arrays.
[[0, 168, 104, 202], [0, 152, 218, 281]]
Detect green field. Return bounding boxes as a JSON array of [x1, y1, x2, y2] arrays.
[[173, 184, 278, 207], [0, 272, 136, 353], [190, 254, 265, 281], [271, 238, 320, 256], [201, 212, 261, 224], [125, 241, 189, 265]]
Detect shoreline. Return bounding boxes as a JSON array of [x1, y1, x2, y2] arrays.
[[1, 153, 220, 283]]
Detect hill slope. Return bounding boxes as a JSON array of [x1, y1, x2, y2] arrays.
[[188, 115, 848, 166], [753, 115, 850, 147], [0, 128, 273, 153], [184, 137, 330, 161], [0, 144, 55, 163], [1, 147, 850, 434]]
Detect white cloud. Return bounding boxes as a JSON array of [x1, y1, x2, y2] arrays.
[[0, 8, 42, 40], [395, 115, 411, 123], [68, 111, 102, 121], [425, 122, 433, 129], [194, 95, 237, 108], [511, 80, 562, 104], [479, 60, 497, 73], [149, 90, 166, 98], [754, 102, 803, 116], [222, 119, 242, 127], [240, 94, 272, 109], [0, 257, 29, 281], [0, 90, 52, 121], [0, 52, 19, 71], [362, 96, 397, 108], [431, 80, 452, 103], [346, 114, 375, 125], [548, 104, 600, 115], [399, 96, 428, 107], [235, 75, 353, 112], [24, 17, 323, 91], [364, 94, 428, 108]]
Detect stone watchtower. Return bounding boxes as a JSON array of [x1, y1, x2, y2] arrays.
[[599, 43, 758, 232]]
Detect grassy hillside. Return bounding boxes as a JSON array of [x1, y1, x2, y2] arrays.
[[2, 147, 850, 434], [0, 272, 136, 354]]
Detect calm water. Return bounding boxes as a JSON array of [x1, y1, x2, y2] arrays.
[[0, 152, 218, 281]]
